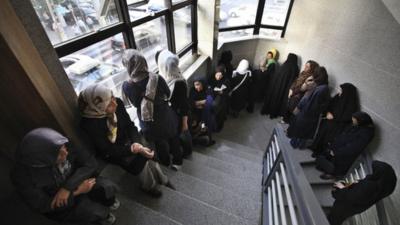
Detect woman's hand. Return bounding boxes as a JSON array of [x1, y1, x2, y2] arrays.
[[288, 89, 293, 98], [131, 143, 143, 154], [140, 147, 155, 159], [51, 188, 71, 209], [333, 181, 346, 189], [326, 112, 334, 120]]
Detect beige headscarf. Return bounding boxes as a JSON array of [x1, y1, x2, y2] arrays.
[[122, 49, 158, 121], [78, 84, 118, 143], [157, 49, 185, 99]]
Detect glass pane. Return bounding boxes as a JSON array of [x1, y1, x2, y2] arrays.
[[173, 5, 192, 52], [259, 28, 282, 39], [133, 18, 168, 70], [30, 0, 119, 45], [262, 0, 291, 26], [60, 33, 128, 96], [219, 0, 258, 28], [128, 0, 166, 21], [218, 29, 253, 45]]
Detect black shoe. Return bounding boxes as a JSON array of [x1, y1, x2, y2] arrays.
[[142, 187, 162, 198], [320, 173, 335, 180], [99, 213, 116, 225], [311, 152, 317, 158], [165, 181, 176, 190], [207, 139, 216, 146]]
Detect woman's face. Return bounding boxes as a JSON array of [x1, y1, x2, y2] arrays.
[[352, 117, 358, 126], [267, 52, 273, 60], [56, 145, 69, 164], [304, 63, 311, 73], [105, 97, 118, 114], [194, 81, 203, 92], [215, 72, 223, 81]]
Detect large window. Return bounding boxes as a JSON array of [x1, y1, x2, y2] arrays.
[[30, 0, 197, 96], [218, 0, 294, 41]]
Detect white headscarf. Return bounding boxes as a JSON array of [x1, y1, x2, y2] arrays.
[[157, 49, 185, 99], [232, 59, 251, 78]]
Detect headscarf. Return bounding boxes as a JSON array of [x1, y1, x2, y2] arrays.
[[331, 83, 359, 122], [218, 50, 233, 65], [352, 111, 373, 126], [260, 48, 278, 70], [122, 49, 158, 122], [78, 84, 118, 143], [366, 160, 397, 200], [16, 128, 69, 167], [157, 49, 185, 99], [232, 59, 251, 78], [122, 49, 149, 82]]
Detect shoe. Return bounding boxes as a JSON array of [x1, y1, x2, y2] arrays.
[[142, 187, 162, 198], [109, 198, 120, 211], [99, 213, 116, 225], [207, 139, 216, 146], [171, 164, 182, 171], [320, 173, 335, 180], [165, 181, 176, 190]]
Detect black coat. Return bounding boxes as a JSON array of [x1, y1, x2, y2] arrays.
[[230, 72, 251, 112], [328, 161, 397, 225], [122, 75, 178, 141], [312, 83, 359, 152], [262, 53, 299, 118], [80, 98, 148, 175], [330, 124, 375, 176], [287, 84, 330, 139]]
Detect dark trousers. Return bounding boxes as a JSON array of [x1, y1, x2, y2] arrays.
[[155, 136, 183, 166], [46, 177, 117, 224], [316, 154, 335, 174]]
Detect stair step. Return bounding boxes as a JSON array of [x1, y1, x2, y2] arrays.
[[302, 164, 335, 185], [212, 137, 265, 156], [115, 172, 250, 225], [165, 169, 260, 224], [180, 158, 262, 202], [289, 149, 315, 164], [188, 151, 261, 183], [115, 197, 182, 225], [193, 145, 262, 171], [312, 184, 335, 207]]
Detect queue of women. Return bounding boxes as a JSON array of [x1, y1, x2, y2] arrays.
[[11, 48, 396, 225]]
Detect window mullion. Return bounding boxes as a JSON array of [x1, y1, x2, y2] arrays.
[[115, 0, 137, 48], [254, 0, 266, 35]]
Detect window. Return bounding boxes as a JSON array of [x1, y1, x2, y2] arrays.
[[31, 0, 119, 45], [218, 0, 294, 41], [30, 0, 197, 97], [133, 18, 168, 70], [60, 34, 127, 95], [219, 0, 258, 29], [173, 5, 192, 52], [262, 0, 291, 26]]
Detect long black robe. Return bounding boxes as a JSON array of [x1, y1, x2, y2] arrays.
[[252, 62, 277, 103], [262, 53, 300, 118], [229, 71, 251, 112], [209, 75, 230, 130], [287, 84, 330, 139], [311, 83, 359, 153], [218, 50, 234, 82], [328, 161, 397, 225]]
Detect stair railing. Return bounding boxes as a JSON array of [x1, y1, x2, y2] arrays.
[[262, 124, 330, 225]]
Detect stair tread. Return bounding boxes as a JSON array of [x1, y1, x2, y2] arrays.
[[302, 164, 335, 185], [212, 137, 265, 156], [180, 158, 262, 202], [188, 151, 261, 182], [312, 185, 335, 207], [115, 197, 182, 225], [165, 169, 260, 224], [114, 172, 250, 225]]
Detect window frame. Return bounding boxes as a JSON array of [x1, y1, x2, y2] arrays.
[[218, 0, 294, 39], [53, 0, 198, 60]]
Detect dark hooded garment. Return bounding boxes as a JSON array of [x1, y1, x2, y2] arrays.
[[328, 161, 397, 225], [311, 83, 359, 153], [209, 66, 231, 131], [316, 112, 375, 176], [229, 60, 252, 114], [81, 98, 148, 175], [11, 128, 117, 224], [261, 53, 300, 118], [252, 60, 278, 103], [218, 50, 234, 82]]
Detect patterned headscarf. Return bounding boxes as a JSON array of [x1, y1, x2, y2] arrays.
[[78, 84, 118, 143], [122, 49, 149, 82], [157, 49, 185, 99]]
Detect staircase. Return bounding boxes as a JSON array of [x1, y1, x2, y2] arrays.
[[101, 136, 264, 225]]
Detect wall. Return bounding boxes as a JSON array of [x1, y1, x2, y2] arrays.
[[255, 0, 400, 223]]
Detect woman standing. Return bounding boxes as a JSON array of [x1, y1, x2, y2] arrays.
[[229, 59, 252, 117], [121, 49, 183, 170], [209, 65, 230, 131], [157, 49, 192, 157]]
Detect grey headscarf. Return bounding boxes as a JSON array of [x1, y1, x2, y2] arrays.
[[157, 49, 185, 99], [122, 49, 158, 121], [122, 49, 149, 82], [16, 128, 69, 167]]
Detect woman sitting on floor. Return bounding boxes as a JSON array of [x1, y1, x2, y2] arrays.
[[79, 84, 175, 198], [209, 65, 230, 131], [316, 111, 375, 180]]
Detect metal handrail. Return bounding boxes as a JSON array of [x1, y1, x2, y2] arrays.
[[262, 125, 330, 225]]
